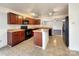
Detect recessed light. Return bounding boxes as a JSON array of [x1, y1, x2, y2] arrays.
[[18, 16, 22, 19], [31, 13, 36, 16], [49, 12, 52, 16]]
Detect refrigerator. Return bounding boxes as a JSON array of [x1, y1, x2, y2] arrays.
[[62, 16, 69, 47]]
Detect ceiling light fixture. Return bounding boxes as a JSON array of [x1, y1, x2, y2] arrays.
[[31, 13, 36, 16], [49, 12, 52, 16]]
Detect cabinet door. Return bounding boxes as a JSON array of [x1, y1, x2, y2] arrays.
[[37, 20, 40, 24], [12, 32, 19, 46], [29, 19, 34, 25], [18, 31, 25, 42], [34, 32, 42, 47], [21, 31, 25, 41], [8, 13, 17, 24], [17, 15, 23, 24], [29, 19, 40, 25], [34, 20, 40, 25]]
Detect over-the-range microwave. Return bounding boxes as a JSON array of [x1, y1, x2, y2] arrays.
[[23, 20, 29, 25]]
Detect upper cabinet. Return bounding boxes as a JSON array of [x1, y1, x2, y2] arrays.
[[7, 12, 40, 25], [34, 19, 40, 25], [28, 18, 40, 25], [17, 15, 23, 24], [8, 12, 18, 24], [7, 12, 24, 24], [28, 18, 35, 25]]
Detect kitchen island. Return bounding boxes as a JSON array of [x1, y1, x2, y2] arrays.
[[33, 29, 49, 50]]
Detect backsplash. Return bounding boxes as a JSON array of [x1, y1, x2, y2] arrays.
[[7, 25, 21, 29]]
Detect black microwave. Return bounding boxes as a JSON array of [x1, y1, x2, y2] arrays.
[[23, 20, 29, 25]]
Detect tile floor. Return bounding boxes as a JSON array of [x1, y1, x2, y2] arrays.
[[0, 35, 79, 56]]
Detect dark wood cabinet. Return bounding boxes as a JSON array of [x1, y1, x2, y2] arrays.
[[28, 18, 40, 25], [34, 32, 42, 47], [28, 18, 35, 25], [7, 30, 25, 46], [17, 15, 23, 24], [29, 19, 34, 25], [7, 12, 40, 25], [7, 12, 18, 24], [7, 12, 23, 24], [18, 31, 25, 42], [34, 20, 40, 25]]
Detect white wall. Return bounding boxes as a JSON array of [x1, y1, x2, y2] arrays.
[[69, 3, 79, 51], [0, 12, 7, 48], [0, 7, 29, 29], [0, 7, 27, 48]]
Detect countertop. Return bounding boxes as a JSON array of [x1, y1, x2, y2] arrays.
[[7, 29, 25, 32], [7, 26, 52, 32], [33, 29, 49, 32], [28, 27, 52, 30]]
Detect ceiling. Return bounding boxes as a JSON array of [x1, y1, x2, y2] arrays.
[[0, 3, 68, 19]]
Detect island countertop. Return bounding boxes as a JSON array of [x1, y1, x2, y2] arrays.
[[33, 29, 49, 32], [27, 26, 52, 29]]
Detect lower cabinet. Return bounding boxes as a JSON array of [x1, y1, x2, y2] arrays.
[[7, 30, 25, 47], [34, 32, 42, 47]]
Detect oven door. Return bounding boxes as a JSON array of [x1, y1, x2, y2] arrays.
[[25, 29, 32, 39]]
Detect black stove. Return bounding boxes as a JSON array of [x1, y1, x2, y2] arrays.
[[21, 26, 32, 40]]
